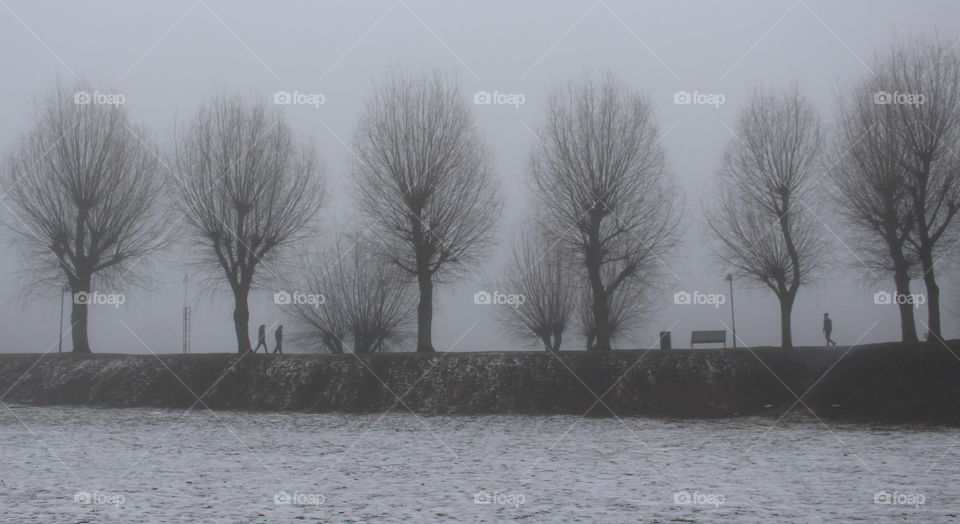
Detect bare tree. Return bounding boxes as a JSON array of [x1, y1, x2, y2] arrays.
[[707, 87, 826, 347], [174, 94, 325, 353], [530, 73, 681, 351], [578, 268, 651, 350], [497, 228, 576, 352], [829, 77, 919, 341], [871, 36, 960, 342], [1, 82, 165, 353], [352, 70, 502, 352], [288, 249, 349, 354], [289, 234, 415, 354]]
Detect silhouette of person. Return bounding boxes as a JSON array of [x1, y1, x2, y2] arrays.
[[823, 313, 836, 346], [254, 324, 267, 353], [273, 324, 283, 354]]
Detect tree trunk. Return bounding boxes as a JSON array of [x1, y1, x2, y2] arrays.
[[70, 275, 92, 354], [586, 212, 611, 351], [541, 331, 562, 352], [778, 293, 795, 348], [893, 265, 918, 342], [70, 300, 91, 354], [914, 158, 942, 342], [540, 334, 551, 352], [323, 334, 344, 354], [591, 296, 612, 351], [232, 287, 252, 354], [416, 267, 435, 352], [919, 247, 941, 341], [355, 331, 374, 354]]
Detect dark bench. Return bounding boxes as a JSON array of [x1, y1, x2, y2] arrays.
[[691, 330, 726, 348]]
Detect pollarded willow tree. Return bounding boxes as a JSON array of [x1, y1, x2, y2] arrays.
[[871, 36, 960, 342], [352, 70, 502, 353], [289, 233, 415, 354], [530, 73, 681, 351], [2, 82, 166, 353], [497, 228, 576, 352], [174, 94, 325, 353], [708, 87, 826, 347], [577, 270, 651, 350], [830, 77, 919, 342], [289, 248, 348, 354]]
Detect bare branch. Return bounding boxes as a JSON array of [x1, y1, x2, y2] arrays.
[[497, 227, 576, 352], [287, 231, 415, 354]]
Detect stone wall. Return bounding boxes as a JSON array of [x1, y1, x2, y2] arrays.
[[1, 342, 957, 423]]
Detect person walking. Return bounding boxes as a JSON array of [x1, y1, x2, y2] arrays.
[[254, 324, 268, 353], [823, 313, 836, 346], [273, 324, 283, 354]]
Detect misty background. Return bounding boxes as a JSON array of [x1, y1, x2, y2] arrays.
[[1, 0, 958, 353]]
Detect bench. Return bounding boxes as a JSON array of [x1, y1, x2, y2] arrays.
[[691, 330, 726, 348]]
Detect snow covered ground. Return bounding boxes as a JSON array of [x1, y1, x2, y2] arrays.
[[1, 405, 957, 522]]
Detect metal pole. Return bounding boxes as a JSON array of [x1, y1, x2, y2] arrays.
[[183, 274, 189, 354], [726, 274, 736, 348], [58, 286, 66, 353]]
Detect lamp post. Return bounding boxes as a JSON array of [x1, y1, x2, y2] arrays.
[[58, 285, 68, 353], [182, 274, 190, 354], [726, 274, 736, 348]]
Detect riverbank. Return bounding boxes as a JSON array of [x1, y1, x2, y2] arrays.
[[1, 341, 958, 423]]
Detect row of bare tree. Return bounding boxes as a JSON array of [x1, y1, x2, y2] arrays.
[[2, 35, 957, 353], [706, 35, 960, 347], [500, 35, 960, 351], [1, 73, 501, 354]]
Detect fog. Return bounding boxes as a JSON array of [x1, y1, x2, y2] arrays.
[[1, 0, 958, 353]]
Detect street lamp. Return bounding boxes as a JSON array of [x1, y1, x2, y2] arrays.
[[725, 274, 736, 348], [59, 285, 69, 353]]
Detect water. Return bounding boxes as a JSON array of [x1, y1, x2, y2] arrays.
[[0, 405, 956, 523]]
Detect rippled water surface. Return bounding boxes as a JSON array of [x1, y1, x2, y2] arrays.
[[1, 405, 958, 522]]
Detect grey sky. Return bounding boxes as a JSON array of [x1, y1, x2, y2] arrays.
[[1, 0, 958, 353]]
